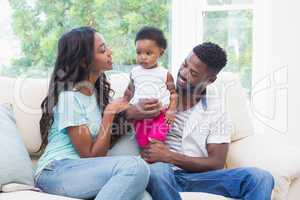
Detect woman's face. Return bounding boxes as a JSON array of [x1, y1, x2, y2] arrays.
[[91, 33, 113, 74]]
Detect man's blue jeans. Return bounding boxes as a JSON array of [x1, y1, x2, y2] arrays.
[[35, 156, 150, 200], [147, 162, 274, 200]]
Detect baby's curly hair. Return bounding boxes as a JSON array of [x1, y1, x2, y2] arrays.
[[135, 26, 167, 50], [193, 42, 227, 73]]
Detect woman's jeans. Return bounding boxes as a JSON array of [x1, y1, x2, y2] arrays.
[[35, 156, 150, 200]]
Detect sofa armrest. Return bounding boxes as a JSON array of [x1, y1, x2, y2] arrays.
[[226, 133, 300, 200]]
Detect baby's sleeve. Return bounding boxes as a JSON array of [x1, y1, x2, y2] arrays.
[[56, 91, 88, 132]]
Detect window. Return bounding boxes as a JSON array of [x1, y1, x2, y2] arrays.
[[172, 0, 253, 92], [0, 0, 171, 78], [203, 0, 253, 92]]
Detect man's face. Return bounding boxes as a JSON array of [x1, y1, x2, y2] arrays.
[[176, 52, 216, 96]]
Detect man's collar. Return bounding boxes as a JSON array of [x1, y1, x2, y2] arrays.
[[199, 89, 207, 111], [193, 89, 207, 111]]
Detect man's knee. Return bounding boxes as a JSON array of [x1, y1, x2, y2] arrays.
[[149, 162, 172, 182], [244, 167, 274, 187]]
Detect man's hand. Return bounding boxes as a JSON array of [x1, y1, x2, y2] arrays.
[[141, 139, 174, 164], [126, 98, 162, 120]]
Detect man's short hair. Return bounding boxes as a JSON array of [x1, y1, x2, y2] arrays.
[[135, 26, 167, 50], [193, 42, 227, 73]]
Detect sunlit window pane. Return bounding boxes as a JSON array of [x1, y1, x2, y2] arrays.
[[203, 10, 253, 91]]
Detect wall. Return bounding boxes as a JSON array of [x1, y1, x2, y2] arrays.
[[252, 0, 300, 145]]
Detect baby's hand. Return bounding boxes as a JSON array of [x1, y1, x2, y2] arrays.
[[165, 109, 176, 125]]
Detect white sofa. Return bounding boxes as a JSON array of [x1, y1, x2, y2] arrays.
[[0, 72, 300, 200]]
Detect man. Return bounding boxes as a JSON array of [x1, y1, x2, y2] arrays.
[[126, 42, 274, 200]]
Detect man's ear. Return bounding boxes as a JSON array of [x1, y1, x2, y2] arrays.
[[208, 74, 217, 84]]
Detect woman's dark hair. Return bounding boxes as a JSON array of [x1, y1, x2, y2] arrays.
[[38, 26, 125, 152]]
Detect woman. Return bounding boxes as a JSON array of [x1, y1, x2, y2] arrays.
[[35, 27, 150, 200]]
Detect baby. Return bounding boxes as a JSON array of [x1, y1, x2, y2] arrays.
[[124, 26, 177, 148]]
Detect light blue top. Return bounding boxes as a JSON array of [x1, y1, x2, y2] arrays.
[[35, 91, 102, 177]]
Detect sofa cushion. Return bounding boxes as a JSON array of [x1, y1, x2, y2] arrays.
[[0, 72, 252, 154], [0, 77, 48, 154], [227, 133, 300, 200], [0, 191, 79, 200], [181, 192, 235, 200], [1, 183, 34, 193], [0, 190, 234, 200], [0, 104, 34, 191], [210, 72, 253, 142]]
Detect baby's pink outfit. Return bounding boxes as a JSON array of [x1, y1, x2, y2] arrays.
[[134, 110, 171, 148]]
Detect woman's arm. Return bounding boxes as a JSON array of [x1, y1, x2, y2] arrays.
[[67, 99, 128, 158]]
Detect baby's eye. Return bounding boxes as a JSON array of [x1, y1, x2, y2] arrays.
[[146, 51, 152, 55], [136, 51, 141, 55]]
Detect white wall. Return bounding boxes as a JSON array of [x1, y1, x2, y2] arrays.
[[252, 0, 300, 145]]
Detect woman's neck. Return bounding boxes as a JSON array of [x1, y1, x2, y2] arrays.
[[74, 73, 99, 96]]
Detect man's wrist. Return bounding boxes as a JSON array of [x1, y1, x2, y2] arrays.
[[165, 150, 177, 164]]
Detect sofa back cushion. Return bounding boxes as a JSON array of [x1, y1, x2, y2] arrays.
[[211, 72, 254, 141], [0, 72, 253, 155], [0, 77, 48, 154]]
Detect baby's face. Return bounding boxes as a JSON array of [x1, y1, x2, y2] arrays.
[[135, 39, 164, 69]]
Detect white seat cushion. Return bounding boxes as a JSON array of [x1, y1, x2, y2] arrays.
[[0, 191, 79, 200], [0, 191, 234, 200], [181, 192, 235, 200]]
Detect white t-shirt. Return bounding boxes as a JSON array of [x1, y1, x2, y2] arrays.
[[167, 86, 233, 159], [130, 65, 170, 107]]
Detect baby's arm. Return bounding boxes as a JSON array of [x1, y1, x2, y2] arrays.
[[123, 76, 134, 102], [165, 72, 178, 124]]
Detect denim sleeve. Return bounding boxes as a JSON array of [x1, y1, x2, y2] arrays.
[[57, 91, 88, 132]]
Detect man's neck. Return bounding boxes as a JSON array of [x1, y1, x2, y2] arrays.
[[177, 89, 206, 112]]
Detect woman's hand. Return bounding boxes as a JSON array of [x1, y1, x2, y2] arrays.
[[104, 98, 129, 115]]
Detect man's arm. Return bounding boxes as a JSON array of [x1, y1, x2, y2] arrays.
[[169, 143, 229, 172], [125, 99, 162, 121], [142, 141, 229, 172]]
